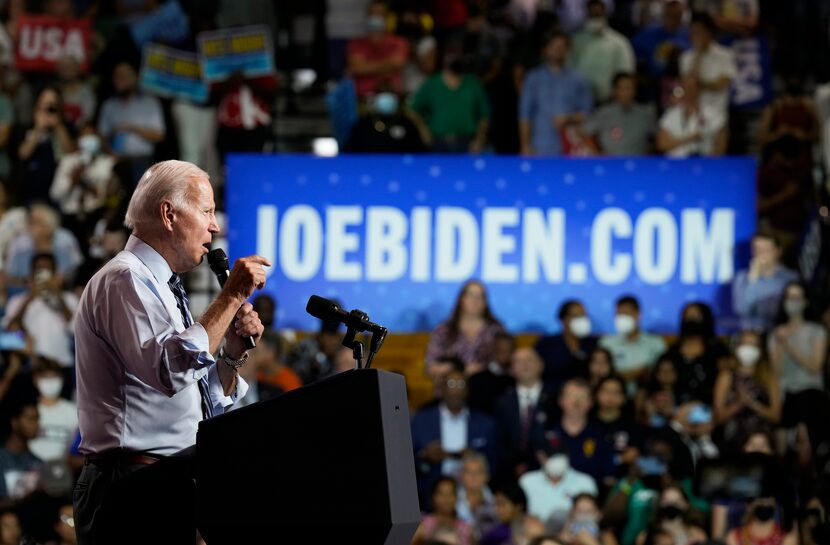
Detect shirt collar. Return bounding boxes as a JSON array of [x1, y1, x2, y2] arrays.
[[125, 235, 174, 286], [517, 382, 543, 400], [439, 404, 469, 420]]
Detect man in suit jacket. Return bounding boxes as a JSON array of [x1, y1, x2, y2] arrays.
[[494, 347, 558, 482], [411, 363, 498, 510]]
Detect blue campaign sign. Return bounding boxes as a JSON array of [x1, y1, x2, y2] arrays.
[[197, 26, 274, 83], [226, 155, 756, 334], [139, 44, 208, 104]]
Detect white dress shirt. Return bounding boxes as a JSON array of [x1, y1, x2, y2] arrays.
[[2, 291, 78, 367], [75, 235, 247, 456], [680, 43, 737, 114], [440, 404, 468, 477], [517, 382, 543, 417], [518, 468, 598, 524]]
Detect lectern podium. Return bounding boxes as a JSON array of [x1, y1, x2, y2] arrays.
[[196, 368, 421, 544]]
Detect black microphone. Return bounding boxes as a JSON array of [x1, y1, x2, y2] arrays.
[[306, 295, 386, 337], [208, 248, 256, 350]]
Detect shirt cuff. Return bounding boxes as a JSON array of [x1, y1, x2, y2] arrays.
[[206, 362, 250, 411]]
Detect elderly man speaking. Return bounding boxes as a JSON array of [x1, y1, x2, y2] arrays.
[[73, 160, 270, 544]]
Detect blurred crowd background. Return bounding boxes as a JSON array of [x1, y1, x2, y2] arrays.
[[0, 0, 825, 544]]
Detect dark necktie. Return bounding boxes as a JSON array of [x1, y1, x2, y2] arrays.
[[519, 393, 535, 451], [168, 274, 214, 420]]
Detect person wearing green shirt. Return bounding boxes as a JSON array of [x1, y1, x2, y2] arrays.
[[409, 50, 490, 154]]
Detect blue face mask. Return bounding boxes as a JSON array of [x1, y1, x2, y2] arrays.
[[649, 414, 666, 428], [374, 92, 399, 115], [367, 15, 386, 33]]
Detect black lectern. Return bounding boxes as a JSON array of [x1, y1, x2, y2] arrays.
[[196, 368, 421, 544]]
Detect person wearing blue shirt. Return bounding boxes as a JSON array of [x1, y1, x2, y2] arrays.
[[632, 0, 691, 78], [519, 32, 593, 156]]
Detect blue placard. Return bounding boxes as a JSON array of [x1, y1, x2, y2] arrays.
[[197, 25, 274, 83], [729, 35, 773, 110], [226, 155, 757, 334], [139, 44, 207, 103]]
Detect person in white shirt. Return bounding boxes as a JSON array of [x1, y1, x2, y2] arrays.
[[679, 12, 737, 115], [519, 453, 598, 533], [657, 76, 727, 157], [28, 358, 77, 463], [72, 160, 269, 544], [2, 252, 77, 368]]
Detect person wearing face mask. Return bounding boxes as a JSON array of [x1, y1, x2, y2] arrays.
[[768, 281, 827, 431], [726, 497, 797, 545], [665, 302, 729, 405], [535, 300, 598, 393], [343, 86, 427, 153], [519, 454, 598, 534], [346, 1, 409, 99], [635, 484, 707, 545], [713, 331, 781, 449], [50, 123, 117, 258], [599, 295, 666, 395], [559, 493, 618, 545], [570, 0, 635, 104], [27, 358, 77, 465]]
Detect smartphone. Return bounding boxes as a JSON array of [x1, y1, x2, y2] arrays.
[[0, 330, 25, 351], [636, 456, 667, 476]]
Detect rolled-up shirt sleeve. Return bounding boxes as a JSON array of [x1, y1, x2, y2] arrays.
[[101, 269, 215, 397], [206, 364, 249, 413]]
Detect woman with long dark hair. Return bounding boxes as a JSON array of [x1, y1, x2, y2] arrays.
[[425, 279, 505, 379]]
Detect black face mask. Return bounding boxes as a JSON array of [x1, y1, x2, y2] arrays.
[[659, 505, 685, 521], [680, 319, 707, 338], [754, 505, 776, 522], [448, 58, 468, 75]]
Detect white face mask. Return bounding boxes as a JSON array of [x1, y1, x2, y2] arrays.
[[783, 298, 806, 318], [36, 377, 63, 399], [545, 455, 570, 478], [736, 344, 760, 367], [615, 314, 637, 335], [585, 17, 606, 33], [78, 134, 101, 156], [569, 316, 592, 338]]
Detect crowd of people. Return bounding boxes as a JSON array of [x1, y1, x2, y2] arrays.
[[0, 0, 822, 543]]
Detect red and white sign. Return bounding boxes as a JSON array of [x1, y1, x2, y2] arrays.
[[15, 15, 91, 72]]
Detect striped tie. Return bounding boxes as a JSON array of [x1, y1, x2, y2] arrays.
[[168, 274, 214, 420]]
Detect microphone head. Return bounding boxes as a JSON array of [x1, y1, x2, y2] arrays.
[[207, 248, 229, 275], [306, 295, 340, 321]]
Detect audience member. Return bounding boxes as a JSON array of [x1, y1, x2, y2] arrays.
[[48, 500, 76, 545], [495, 348, 557, 479], [635, 484, 708, 545], [543, 378, 616, 487], [0, 398, 41, 504], [595, 375, 643, 470], [412, 476, 475, 545], [665, 302, 728, 404], [250, 329, 302, 401], [97, 62, 165, 189], [286, 319, 343, 384], [657, 76, 727, 157], [534, 299, 598, 392], [49, 123, 117, 257], [768, 282, 827, 428], [0, 79, 12, 183], [425, 280, 505, 379], [481, 481, 546, 545], [519, 32, 592, 156], [586, 348, 615, 390], [56, 54, 96, 131], [669, 402, 720, 466], [467, 332, 516, 416], [570, 0, 636, 103], [583, 72, 656, 155], [725, 496, 797, 545], [519, 454, 598, 533], [2, 253, 77, 368], [14, 87, 74, 206], [679, 12, 736, 116], [632, 1, 691, 81], [713, 331, 781, 448], [636, 356, 680, 428], [599, 295, 666, 392], [731, 232, 799, 332], [343, 89, 427, 153], [456, 451, 498, 540], [758, 74, 819, 164], [409, 46, 491, 153], [0, 508, 21, 545], [27, 358, 76, 463], [325, 0, 371, 81], [0, 185, 27, 274], [558, 493, 619, 545], [346, 0, 409, 99], [411, 364, 498, 510]]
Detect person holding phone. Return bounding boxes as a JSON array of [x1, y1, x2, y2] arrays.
[[559, 493, 619, 545]]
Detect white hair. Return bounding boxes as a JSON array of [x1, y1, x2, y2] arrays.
[[124, 160, 209, 230], [30, 203, 60, 232]]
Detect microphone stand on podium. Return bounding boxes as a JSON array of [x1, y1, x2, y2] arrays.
[[195, 296, 418, 544]]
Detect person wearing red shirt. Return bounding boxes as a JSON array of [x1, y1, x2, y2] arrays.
[[346, 1, 409, 98]]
